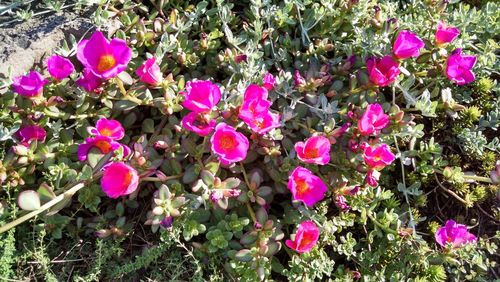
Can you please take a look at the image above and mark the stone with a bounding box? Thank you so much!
[0,8,96,78]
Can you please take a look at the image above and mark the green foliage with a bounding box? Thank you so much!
[0,0,498,281]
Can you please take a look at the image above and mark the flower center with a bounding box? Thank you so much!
[373,155,381,162]
[122,171,133,188]
[99,128,112,137]
[295,179,310,196]
[97,55,116,72]
[94,140,113,153]
[304,148,320,159]
[219,135,236,150]
[299,232,315,248]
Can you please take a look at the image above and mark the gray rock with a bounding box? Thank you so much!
[0,7,96,78]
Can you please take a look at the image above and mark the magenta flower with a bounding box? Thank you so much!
[77,135,122,161]
[435,21,460,46]
[100,162,139,198]
[76,31,132,79]
[335,195,350,211]
[358,103,390,136]
[135,57,162,86]
[363,143,396,170]
[12,71,49,98]
[239,98,273,122]
[262,72,277,91]
[181,80,221,113]
[46,55,75,80]
[85,118,125,141]
[76,69,103,92]
[288,166,328,207]
[446,48,476,85]
[245,111,281,135]
[365,169,381,187]
[16,125,46,145]
[366,56,400,87]
[239,84,280,134]
[392,30,425,59]
[242,83,269,101]
[239,84,270,118]
[285,220,320,253]
[182,112,216,136]
[294,70,306,88]
[295,136,331,165]
[435,220,477,248]
[210,123,249,165]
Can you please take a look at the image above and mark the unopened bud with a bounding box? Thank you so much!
[95,229,112,238]
[13,145,29,156]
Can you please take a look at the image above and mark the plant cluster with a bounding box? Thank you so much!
[0,0,499,281]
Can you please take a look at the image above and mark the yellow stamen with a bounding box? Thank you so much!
[295,179,310,196]
[100,128,112,137]
[97,55,116,72]
[95,140,113,153]
[219,135,235,150]
[304,148,320,159]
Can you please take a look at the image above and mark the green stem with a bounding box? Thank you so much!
[463,175,493,184]
[367,212,398,236]
[0,182,85,234]
[240,163,257,224]
[393,135,416,236]
[141,174,183,182]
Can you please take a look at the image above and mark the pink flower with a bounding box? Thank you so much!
[363,143,396,170]
[76,69,103,92]
[135,57,162,85]
[262,72,276,90]
[239,84,270,118]
[234,54,247,64]
[16,125,46,145]
[335,195,350,211]
[47,55,75,80]
[294,70,306,88]
[245,111,281,135]
[238,84,280,134]
[435,220,477,248]
[12,71,49,98]
[77,135,122,161]
[435,21,460,46]
[182,112,216,136]
[331,122,351,138]
[365,169,381,187]
[392,30,425,59]
[446,48,476,85]
[210,123,249,165]
[239,98,273,122]
[285,220,320,253]
[100,162,139,198]
[242,83,269,101]
[366,56,400,87]
[288,166,328,207]
[76,31,132,79]
[88,118,125,140]
[358,103,390,136]
[295,136,331,165]
[181,80,221,113]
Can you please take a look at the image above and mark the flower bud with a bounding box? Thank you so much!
[13,145,29,156]
[374,6,382,22]
[152,206,164,215]
[160,216,173,229]
[17,156,28,165]
[95,229,112,238]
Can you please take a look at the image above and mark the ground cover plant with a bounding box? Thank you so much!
[0,0,499,281]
